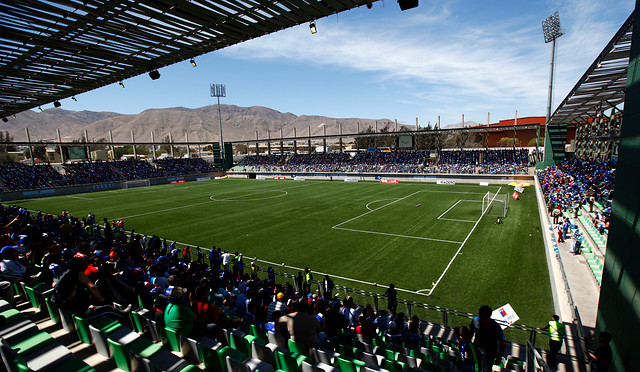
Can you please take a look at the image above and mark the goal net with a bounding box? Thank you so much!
[122,179,151,189]
[482,191,509,218]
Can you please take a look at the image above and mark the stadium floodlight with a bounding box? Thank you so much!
[542,12,563,43]
[53,100,61,108]
[210,83,227,166]
[190,59,197,67]
[541,12,564,166]
[310,22,317,34]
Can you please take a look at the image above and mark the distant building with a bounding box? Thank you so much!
[472,116,576,147]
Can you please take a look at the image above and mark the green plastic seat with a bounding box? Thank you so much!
[0,308,24,324]
[44,297,60,324]
[23,285,41,310]
[73,315,94,345]
[81,315,122,346]
[129,308,148,334]
[334,356,365,372]
[230,331,252,356]
[9,331,55,356]
[288,339,310,357]
[208,346,248,372]
[128,336,163,359]
[335,343,360,359]
[108,338,132,372]
[164,327,182,353]
[276,350,306,372]
[380,358,406,372]
[250,324,268,343]
[371,335,386,348]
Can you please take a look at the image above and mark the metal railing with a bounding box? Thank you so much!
[527,341,554,372]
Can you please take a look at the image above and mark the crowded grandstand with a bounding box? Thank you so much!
[0,0,633,371]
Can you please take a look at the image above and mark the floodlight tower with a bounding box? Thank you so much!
[210,84,226,166]
[541,12,564,166]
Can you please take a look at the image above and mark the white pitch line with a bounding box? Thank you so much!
[119,182,314,219]
[365,199,399,211]
[333,227,463,244]
[437,200,462,219]
[438,218,477,223]
[119,235,428,297]
[332,191,423,229]
[66,195,91,200]
[419,190,488,195]
[427,186,503,296]
[118,200,216,219]
[248,256,428,297]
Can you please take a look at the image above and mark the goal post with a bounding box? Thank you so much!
[483,191,508,217]
[122,179,151,189]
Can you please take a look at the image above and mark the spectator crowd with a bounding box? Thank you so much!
[0,203,484,368]
[0,158,219,191]
[235,149,529,175]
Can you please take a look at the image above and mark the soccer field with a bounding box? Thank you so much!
[13,178,553,328]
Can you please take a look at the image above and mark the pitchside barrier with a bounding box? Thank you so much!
[119,225,567,351]
[265,266,586,354]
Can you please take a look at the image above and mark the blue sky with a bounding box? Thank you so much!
[56,0,633,127]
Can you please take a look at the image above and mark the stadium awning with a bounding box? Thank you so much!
[548,11,633,126]
[0,0,378,117]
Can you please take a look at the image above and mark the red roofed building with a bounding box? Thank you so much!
[471,116,576,147]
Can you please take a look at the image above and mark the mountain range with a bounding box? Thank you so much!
[1,105,479,144]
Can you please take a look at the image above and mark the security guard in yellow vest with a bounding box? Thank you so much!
[539,315,564,365]
[303,267,313,295]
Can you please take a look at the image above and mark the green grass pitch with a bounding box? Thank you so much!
[13,178,553,332]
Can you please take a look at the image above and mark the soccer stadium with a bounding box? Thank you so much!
[0,1,638,372]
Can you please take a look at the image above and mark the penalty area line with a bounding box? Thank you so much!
[437,200,462,219]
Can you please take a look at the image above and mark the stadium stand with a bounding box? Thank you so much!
[0,203,531,372]
[233,149,529,175]
[0,158,218,191]
[0,164,69,191]
[538,158,615,287]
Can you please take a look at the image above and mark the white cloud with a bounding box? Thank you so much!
[222,0,633,123]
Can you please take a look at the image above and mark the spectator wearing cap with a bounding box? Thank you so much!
[266,292,287,325]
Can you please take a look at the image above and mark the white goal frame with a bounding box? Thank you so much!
[482,191,508,217]
[122,179,151,189]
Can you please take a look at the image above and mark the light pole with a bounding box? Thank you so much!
[210,84,226,167]
[541,11,564,167]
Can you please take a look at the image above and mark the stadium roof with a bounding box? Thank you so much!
[548,11,634,126]
[0,0,378,118]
